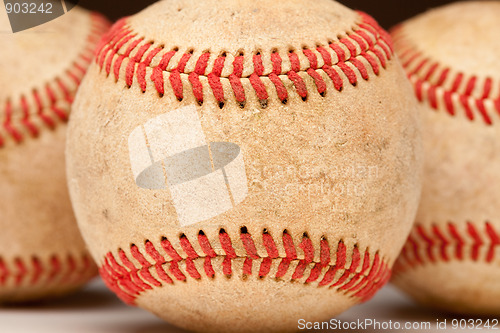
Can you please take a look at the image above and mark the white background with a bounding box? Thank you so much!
[0,278,491,333]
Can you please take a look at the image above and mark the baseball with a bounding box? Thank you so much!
[67,0,422,331]
[0,7,109,302]
[391,1,500,315]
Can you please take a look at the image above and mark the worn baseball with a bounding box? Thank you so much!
[67,0,422,331]
[0,7,109,302]
[391,1,500,315]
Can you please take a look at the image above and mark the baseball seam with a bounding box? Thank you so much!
[0,13,110,148]
[394,221,500,273]
[0,252,96,288]
[94,11,393,108]
[99,228,392,305]
[391,26,500,125]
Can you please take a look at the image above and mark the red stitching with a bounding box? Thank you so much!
[250,54,269,102]
[292,237,313,280]
[47,256,61,282]
[340,250,370,291]
[331,245,359,288]
[210,56,227,105]
[179,235,202,279]
[486,223,500,262]
[97,18,129,65]
[394,222,500,273]
[276,231,297,279]
[219,229,237,276]
[0,253,96,288]
[99,229,391,306]
[4,100,22,143]
[198,231,216,278]
[94,12,393,108]
[125,42,151,88]
[130,245,161,287]
[0,13,110,148]
[391,26,499,125]
[144,240,172,284]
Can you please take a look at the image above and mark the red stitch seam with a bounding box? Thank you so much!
[94,11,393,108]
[394,221,500,273]
[0,13,110,148]
[0,253,96,288]
[391,26,500,126]
[99,228,391,306]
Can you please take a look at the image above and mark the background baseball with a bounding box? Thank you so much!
[0,5,109,302]
[391,1,500,315]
